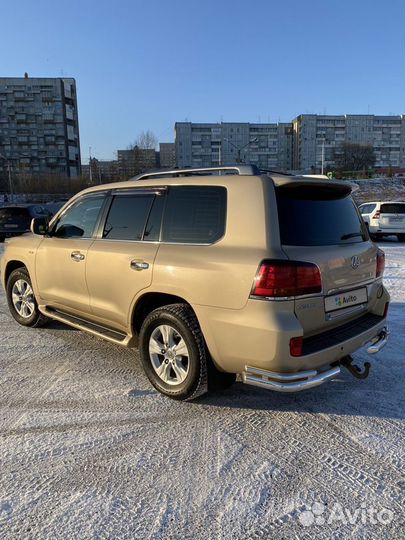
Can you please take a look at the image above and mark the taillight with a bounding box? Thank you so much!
[376,249,385,278]
[290,336,303,357]
[383,302,389,318]
[251,260,322,297]
[373,211,380,220]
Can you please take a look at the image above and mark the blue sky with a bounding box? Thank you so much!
[1,0,404,160]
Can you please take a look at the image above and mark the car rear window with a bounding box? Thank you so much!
[0,207,30,219]
[162,186,226,244]
[276,185,368,246]
[380,203,405,214]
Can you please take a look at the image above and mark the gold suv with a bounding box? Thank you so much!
[0,166,390,400]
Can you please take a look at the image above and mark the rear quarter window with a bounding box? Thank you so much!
[276,185,368,246]
[360,204,376,214]
[162,186,226,244]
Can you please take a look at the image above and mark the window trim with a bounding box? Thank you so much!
[48,191,110,240]
[160,185,227,246]
[95,187,166,242]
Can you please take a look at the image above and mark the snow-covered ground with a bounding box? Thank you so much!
[0,240,404,539]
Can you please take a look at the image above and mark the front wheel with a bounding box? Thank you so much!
[6,268,49,327]
[139,304,208,401]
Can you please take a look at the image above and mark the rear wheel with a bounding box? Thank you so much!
[6,268,49,327]
[397,234,405,242]
[139,304,208,401]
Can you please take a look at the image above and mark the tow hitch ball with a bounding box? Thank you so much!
[340,356,371,379]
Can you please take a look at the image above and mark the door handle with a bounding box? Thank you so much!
[71,251,85,262]
[130,260,149,271]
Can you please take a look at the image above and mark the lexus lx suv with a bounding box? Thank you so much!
[0,166,390,400]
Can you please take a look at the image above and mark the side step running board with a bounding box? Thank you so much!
[43,307,131,346]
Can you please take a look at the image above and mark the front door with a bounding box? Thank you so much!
[35,194,105,316]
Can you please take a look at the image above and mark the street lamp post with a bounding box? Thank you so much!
[321,140,325,175]
[0,153,14,202]
[223,138,258,164]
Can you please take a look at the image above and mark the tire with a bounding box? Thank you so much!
[139,303,208,401]
[397,234,405,242]
[6,267,50,327]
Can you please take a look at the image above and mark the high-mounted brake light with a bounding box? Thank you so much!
[376,249,385,278]
[251,260,322,298]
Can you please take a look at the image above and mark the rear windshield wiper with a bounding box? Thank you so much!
[340,232,363,240]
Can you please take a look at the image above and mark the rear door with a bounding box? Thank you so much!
[379,202,405,232]
[85,189,164,330]
[275,183,376,335]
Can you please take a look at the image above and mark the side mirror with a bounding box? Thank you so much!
[31,217,49,236]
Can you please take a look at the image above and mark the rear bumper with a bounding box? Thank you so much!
[242,324,389,392]
[242,364,341,392]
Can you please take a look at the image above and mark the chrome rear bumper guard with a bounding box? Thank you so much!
[366,326,389,354]
[241,365,341,393]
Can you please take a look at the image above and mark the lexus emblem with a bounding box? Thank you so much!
[351,255,360,269]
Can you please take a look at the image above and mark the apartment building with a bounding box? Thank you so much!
[0,76,81,186]
[117,147,157,179]
[292,114,405,172]
[159,142,176,168]
[175,122,293,171]
[176,116,405,173]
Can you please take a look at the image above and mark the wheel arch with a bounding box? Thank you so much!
[130,291,222,370]
[4,260,28,287]
[131,292,194,336]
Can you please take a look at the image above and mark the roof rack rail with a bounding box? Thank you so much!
[134,165,261,181]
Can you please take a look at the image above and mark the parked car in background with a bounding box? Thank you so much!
[0,204,50,242]
[0,166,389,401]
[359,201,405,242]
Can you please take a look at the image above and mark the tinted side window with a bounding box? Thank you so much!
[53,196,104,238]
[144,194,165,241]
[360,204,376,214]
[103,195,154,241]
[162,186,226,244]
[380,203,405,214]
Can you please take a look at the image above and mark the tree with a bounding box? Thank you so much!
[335,142,376,172]
[129,130,158,150]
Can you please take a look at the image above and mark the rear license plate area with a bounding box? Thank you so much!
[325,287,368,313]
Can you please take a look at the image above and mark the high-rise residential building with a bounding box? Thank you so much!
[292,114,405,172]
[0,76,81,187]
[159,142,176,168]
[175,122,293,171]
[117,147,157,179]
[176,116,405,173]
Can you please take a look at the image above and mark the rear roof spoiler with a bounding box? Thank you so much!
[271,175,355,195]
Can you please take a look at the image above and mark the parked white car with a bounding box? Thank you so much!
[359,201,405,242]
